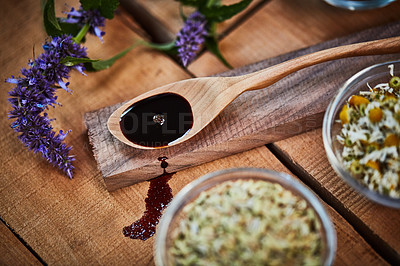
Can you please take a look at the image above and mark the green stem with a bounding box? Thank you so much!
[209,22,217,37]
[90,40,144,71]
[140,40,176,51]
[179,4,186,21]
[73,23,90,43]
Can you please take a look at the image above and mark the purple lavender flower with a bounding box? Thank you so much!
[7,34,87,179]
[176,11,208,67]
[63,7,106,42]
[39,35,87,92]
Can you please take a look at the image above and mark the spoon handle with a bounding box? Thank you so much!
[232,36,400,93]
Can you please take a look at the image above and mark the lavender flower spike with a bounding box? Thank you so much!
[63,7,106,42]
[7,35,87,178]
[176,11,208,67]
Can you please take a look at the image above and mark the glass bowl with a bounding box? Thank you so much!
[155,168,336,266]
[323,60,400,208]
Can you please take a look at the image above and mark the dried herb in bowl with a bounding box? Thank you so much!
[167,179,323,265]
[337,65,400,198]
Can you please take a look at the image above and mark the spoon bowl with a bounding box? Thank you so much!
[107,76,238,149]
[108,36,400,149]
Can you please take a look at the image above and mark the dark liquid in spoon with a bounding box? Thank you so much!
[120,93,193,147]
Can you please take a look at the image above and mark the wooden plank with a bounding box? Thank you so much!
[0,0,190,264]
[0,222,41,265]
[0,1,395,265]
[121,0,265,42]
[85,22,400,191]
[177,0,400,261]
[152,146,387,266]
[188,0,400,76]
[273,129,400,262]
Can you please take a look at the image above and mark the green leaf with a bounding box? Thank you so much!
[60,56,99,66]
[88,43,139,71]
[206,0,222,7]
[80,0,119,19]
[99,0,119,19]
[200,0,252,23]
[80,0,101,10]
[45,0,61,30]
[205,36,232,69]
[43,20,84,38]
[41,0,82,38]
[43,0,62,36]
[58,22,82,37]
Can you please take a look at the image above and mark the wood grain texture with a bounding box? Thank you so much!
[0,0,396,264]
[188,0,400,76]
[0,0,190,264]
[0,222,41,265]
[107,36,400,150]
[273,129,400,262]
[180,0,400,261]
[86,22,400,191]
[123,0,265,39]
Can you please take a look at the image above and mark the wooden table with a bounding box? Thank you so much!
[1,0,400,264]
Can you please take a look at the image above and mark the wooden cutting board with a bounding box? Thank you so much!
[85,21,400,191]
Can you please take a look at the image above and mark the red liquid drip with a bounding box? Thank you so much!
[123,158,173,241]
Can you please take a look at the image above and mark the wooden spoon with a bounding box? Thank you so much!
[108,36,400,149]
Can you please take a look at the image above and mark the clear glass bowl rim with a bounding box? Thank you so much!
[323,0,396,10]
[322,60,400,208]
[154,167,337,266]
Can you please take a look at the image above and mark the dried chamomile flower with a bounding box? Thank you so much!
[168,179,323,265]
